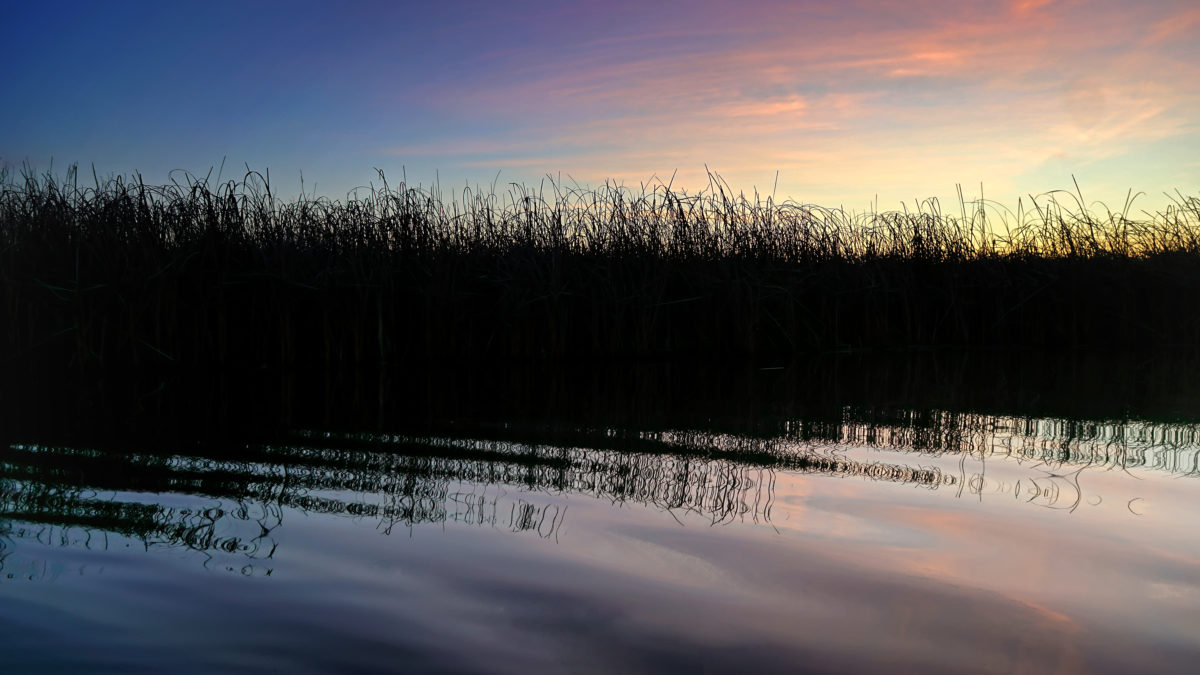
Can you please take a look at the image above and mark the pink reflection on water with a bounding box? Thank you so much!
[756,455,1200,666]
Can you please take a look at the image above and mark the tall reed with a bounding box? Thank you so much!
[3,164,1199,382]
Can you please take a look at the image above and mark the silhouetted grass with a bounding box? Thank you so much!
[3,164,1199,383]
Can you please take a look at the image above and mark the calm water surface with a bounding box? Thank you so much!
[2,409,1198,673]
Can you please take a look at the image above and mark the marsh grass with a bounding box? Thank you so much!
[3,164,1200,383]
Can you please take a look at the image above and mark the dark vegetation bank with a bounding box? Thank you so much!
[2,164,1199,439]
[4,165,1199,368]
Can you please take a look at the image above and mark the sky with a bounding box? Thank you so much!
[3,0,1198,214]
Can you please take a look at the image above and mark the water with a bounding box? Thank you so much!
[3,403,1198,673]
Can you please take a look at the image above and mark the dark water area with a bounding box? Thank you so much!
[2,353,1199,673]
[5,349,1200,446]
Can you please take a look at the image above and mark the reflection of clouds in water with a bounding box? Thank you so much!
[0,438,771,579]
[773,470,1176,654]
[2,408,1197,581]
[0,486,284,580]
[662,411,1200,521]
[1,419,1199,673]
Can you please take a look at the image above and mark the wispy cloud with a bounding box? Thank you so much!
[374,0,1199,209]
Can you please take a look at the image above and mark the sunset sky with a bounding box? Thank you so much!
[5,0,1198,213]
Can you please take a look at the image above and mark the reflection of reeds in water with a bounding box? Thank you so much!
[297,431,943,517]
[0,463,283,578]
[653,411,1200,512]
[4,407,1193,576]
[0,442,570,577]
[0,424,948,575]
[804,410,1200,475]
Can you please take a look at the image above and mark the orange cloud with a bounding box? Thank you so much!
[385,0,1199,211]
[1011,0,1057,16]
[1145,6,1200,45]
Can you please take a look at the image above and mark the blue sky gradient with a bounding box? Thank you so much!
[4,0,1198,212]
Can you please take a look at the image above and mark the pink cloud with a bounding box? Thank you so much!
[1145,6,1200,45]
[1011,0,1058,16]
[386,0,1199,210]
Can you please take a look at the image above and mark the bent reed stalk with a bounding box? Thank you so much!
[3,164,1200,379]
